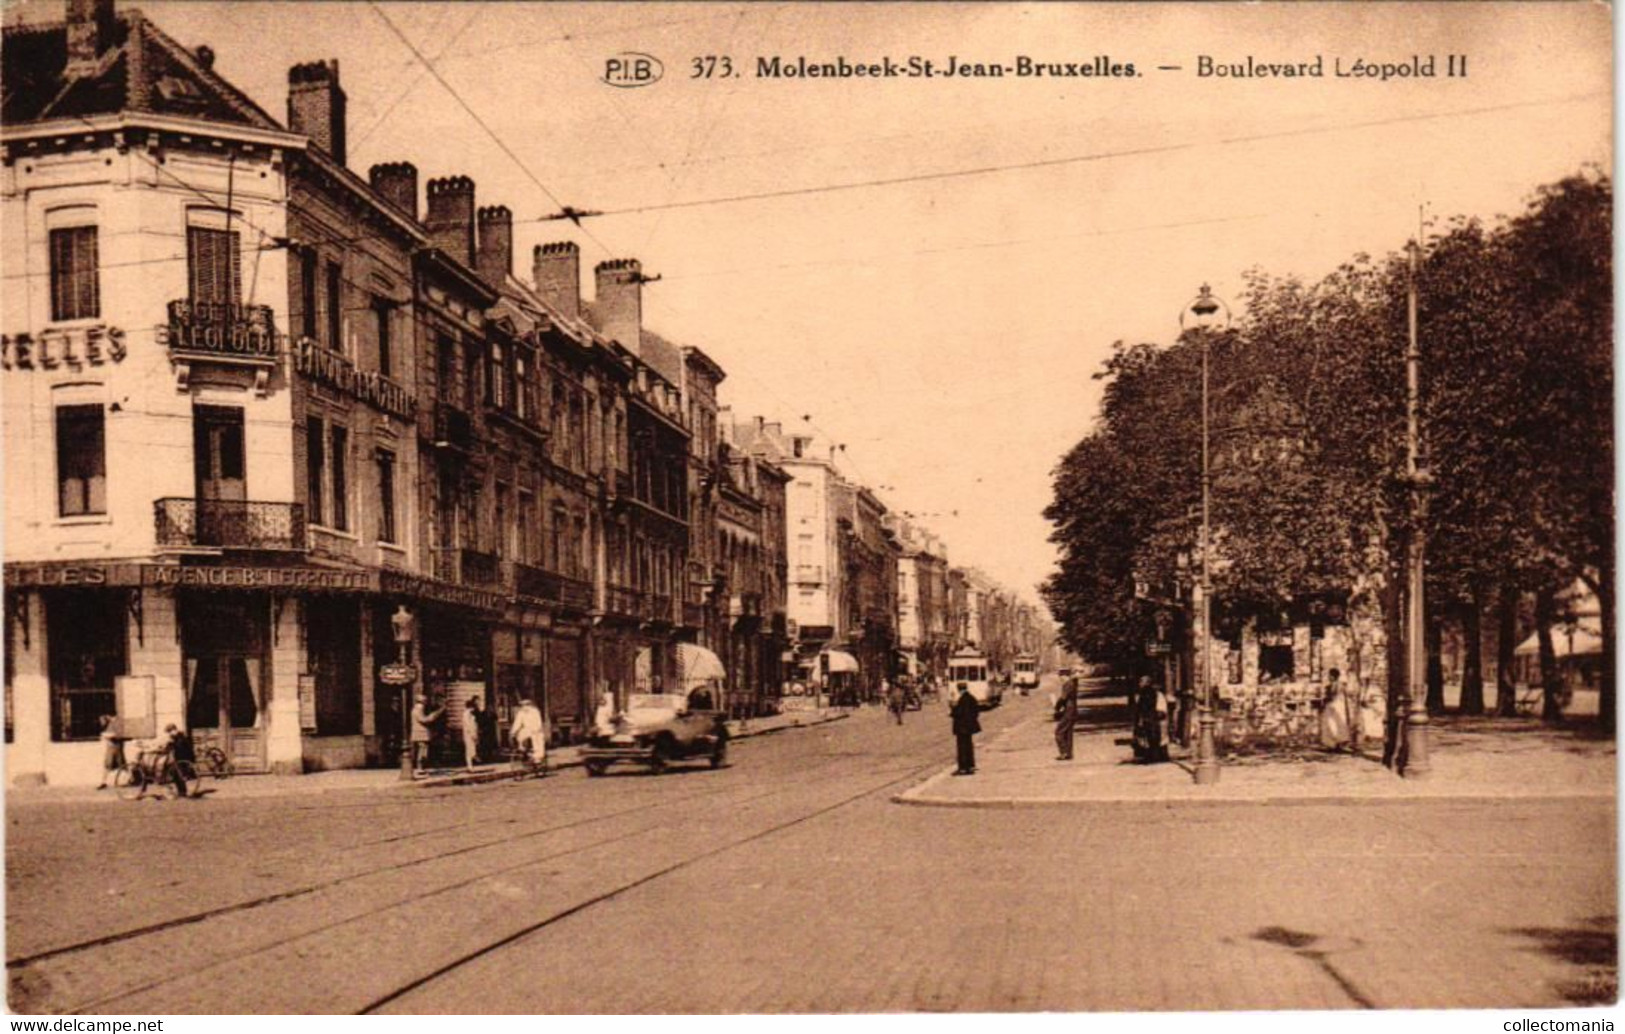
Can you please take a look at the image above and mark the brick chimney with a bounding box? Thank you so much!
[532,242,580,320]
[65,0,116,80]
[424,176,476,267]
[592,258,642,355]
[475,206,512,287]
[368,162,417,222]
[288,60,347,166]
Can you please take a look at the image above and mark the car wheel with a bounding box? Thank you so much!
[585,761,607,777]
[647,741,669,775]
[709,740,728,769]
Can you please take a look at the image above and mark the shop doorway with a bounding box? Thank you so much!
[182,593,268,772]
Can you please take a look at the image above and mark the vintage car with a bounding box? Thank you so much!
[581,692,729,775]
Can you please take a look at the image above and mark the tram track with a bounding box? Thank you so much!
[10,714,955,1014]
[362,755,946,1014]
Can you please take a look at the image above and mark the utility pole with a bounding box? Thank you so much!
[1403,240,1432,777]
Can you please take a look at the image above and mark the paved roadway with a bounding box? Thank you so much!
[6,679,1614,1013]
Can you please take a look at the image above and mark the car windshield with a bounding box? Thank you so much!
[627,694,686,712]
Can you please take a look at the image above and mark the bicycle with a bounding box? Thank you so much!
[197,745,235,780]
[113,750,201,800]
[504,743,551,781]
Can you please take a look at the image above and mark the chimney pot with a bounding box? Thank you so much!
[194,45,215,70]
[368,161,418,222]
[287,59,347,166]
[475,205,514,287]
[533,241,581,320]
[592,258,643,355]
[424,175,477,267]
[65,0,116,80]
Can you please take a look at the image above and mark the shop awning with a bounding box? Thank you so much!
[677,642,726,686]
[1514,623,1604,658]
[823,650,859,674]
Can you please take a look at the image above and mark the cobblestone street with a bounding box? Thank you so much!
[8,694,1614,1014]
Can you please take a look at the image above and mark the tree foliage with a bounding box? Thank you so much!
[1045,171,1612,723]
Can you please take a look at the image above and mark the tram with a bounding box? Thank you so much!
[948,647,1001,710]
[1013,654,1040,694]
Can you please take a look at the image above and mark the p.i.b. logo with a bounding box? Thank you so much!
[603,52,663,88]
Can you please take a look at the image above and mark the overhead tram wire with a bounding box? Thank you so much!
[365,2,616,260]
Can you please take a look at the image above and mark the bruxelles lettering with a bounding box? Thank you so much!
[294,338,418,419]
[2,326,127,371]
[166,300,278,358]
[145,565,372,591]
[4,564,116,587]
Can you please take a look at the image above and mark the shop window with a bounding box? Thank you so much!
[187,226,241,306]
[47,590,125,741]
[306,598,361,735]
[49,225,99,321]
[376,449,397,544]
[57,404,107,517]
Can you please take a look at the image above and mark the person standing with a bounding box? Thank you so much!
[950,683,981,775]
[1320,667,1352,751]
[96,714,125,790]
[410,693,443,777]
[462,696,484,769]
[1054,675,1079,761]
[886,678,907,725]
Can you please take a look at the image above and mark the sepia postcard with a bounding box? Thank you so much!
[0,1,1614,1028]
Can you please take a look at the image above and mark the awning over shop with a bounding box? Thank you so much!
[635,643,728,690]
[677,642,726,686]
[1514,623,1604,658]
[823,650,859,674]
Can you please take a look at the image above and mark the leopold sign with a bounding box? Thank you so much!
[164,300,278,359]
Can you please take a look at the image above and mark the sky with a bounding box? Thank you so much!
[13,1,1609,607]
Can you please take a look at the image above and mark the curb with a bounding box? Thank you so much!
[413,709,851,789]
[890,785,1618,809]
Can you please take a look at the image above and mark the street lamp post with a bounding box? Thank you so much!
[1402,241,1432,777]
[1182,285,1230,786]
[391,605,416,781]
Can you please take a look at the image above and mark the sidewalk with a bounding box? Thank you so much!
[7,709,849,806]
[896,698,1617,807]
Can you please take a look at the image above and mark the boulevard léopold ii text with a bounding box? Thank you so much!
[1197,54,1469,80]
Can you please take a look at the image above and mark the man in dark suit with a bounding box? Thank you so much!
[950,683,981,775]
[1054,675,1079,760]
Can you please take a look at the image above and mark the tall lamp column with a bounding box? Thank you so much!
[1182,285,1230,786]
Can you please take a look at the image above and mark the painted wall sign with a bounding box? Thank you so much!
[3,562,142,588]
[294,337,418,419]
[1,325,127,370]
[144,565,375,591]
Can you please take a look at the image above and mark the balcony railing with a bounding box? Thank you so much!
[154,498,306,550]
[682,600,708,628]
[432,547,507,589]
[433,402,475,451]
[512,562,593,610]
[164,300,279,360]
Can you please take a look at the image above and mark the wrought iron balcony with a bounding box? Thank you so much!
[154,498,306,550]
[682,600,709,628]
[649,593,674,623]
[432,547,507,589]
[164,300,279,360]
[512,561,594,610]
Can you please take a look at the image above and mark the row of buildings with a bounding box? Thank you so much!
[0,0,1048,785]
